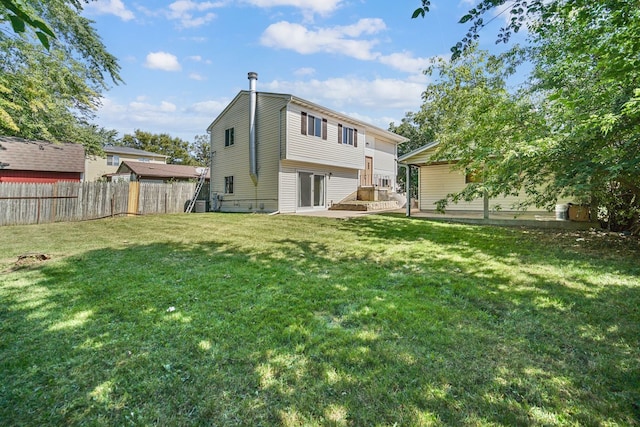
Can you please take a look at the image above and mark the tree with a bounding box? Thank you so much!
[191,134,210,167]
[0,0,122,154]
[412,46,551,210]
[412,1,640,231]
[527,2,640,230]
[120,130,197,165]
[1,0,55,49]
[389,112,434,197]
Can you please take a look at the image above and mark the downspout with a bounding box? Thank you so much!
[248,72,258,185]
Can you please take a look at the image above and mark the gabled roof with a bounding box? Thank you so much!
[103,145,168,159]
[398,141,440,165]
[116,161,209,180]
[207,90,408,144]
[0,136,85,172]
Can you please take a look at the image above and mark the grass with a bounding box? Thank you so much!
[0,213,639,426]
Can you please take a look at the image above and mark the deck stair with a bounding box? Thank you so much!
[185,167,209,213]
[329,200,400,211]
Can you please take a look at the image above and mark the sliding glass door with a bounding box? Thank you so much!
[298,172,325,209]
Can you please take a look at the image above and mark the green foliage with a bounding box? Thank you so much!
[191,134,211,167]
[528,2,640,231]
[389,113,434,197]
[0,0,121,154]
[411,2,640,231]
[1,0,56,49]
[120,130,198,165]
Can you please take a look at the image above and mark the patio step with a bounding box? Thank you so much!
[329,200,400,212]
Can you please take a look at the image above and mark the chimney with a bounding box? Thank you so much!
[248,72,258,185]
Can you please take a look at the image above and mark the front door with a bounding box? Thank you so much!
[361,156,373,187]
[298,172,325,209]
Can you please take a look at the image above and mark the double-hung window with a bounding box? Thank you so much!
[300,112,327,140]
[107,155,120,166]
[338,124,358,147]
[225,128,235,147]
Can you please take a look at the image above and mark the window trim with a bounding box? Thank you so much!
[107,154,120,166]
[301,111,327,140]
[224,127,235,147]
[224,176,234,194]
[339,125,358,147]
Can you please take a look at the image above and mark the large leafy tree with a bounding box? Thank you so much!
[412,47,551,210]
[0,0,122,154]
[191,134,211,167]
[411,1,640,231]
[120,130,197,166]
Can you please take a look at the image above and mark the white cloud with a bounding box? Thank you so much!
[378,51,433,74]
[263,76,424,110]
[97,97,223,140]
[144,52,182,71]
[189,73,206,81]
[294,67,315,77]
[189,100,229,114]
[246,0,343,16]
[130,101,177,113]
[84,0,135,21]
[260,19,386,61]
[166,0,223,28]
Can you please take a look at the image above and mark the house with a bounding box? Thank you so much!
[85,145,168,181]
[206,72,408,213]
[0,136,85,183]
[398,141,564,216]
[110,161,209,183]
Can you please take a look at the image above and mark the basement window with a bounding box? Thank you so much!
[224,176,234,194]
[225,128,235,147]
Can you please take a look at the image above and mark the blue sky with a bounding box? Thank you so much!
[83,0,519,142]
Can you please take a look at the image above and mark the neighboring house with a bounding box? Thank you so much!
[206,72,408,213]
[399,141,564,215]
[110,161,209,183]
[0,136,85,183]
[85,145,168,181]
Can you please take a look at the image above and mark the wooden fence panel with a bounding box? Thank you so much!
[0,181,201,226]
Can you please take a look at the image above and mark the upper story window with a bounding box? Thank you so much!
[300,112,327,140]
[225,128,235,147]
[138,157,150,163]
[107,155,120,166]
[338,124,358,147]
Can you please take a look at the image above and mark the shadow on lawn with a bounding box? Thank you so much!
[1,221,639,425]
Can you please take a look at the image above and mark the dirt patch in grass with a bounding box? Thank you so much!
[6,253,52,272]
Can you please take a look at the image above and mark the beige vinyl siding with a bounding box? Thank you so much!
[286,103,364,170]
[371,138,397,188]
[210,93,285,212]
[420,164,483,211]
[419,163,558,212]
[279,160,358,213]
[84,153,165,181]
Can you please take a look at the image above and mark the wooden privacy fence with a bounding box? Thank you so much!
[0,181,199,226]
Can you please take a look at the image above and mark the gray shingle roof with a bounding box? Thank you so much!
[0,136,85,172]
[103,145,168,159]
[116,161,209,179]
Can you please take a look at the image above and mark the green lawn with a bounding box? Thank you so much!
[1,213,638,426]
